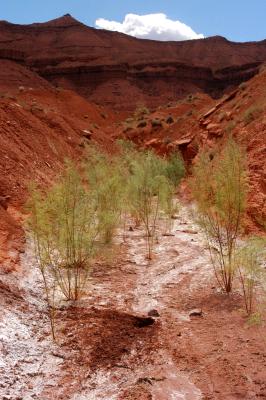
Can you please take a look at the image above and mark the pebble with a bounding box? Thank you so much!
[189,309,203,317]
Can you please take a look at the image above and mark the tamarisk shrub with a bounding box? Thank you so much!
[237,237,266,316]
[191,138,248,293]
[126,149,176,259]
[27,162,102,339]
[27,142,185,339]
[84,146,125,244]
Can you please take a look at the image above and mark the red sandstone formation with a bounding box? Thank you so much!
[1,15,266,109]
[118,67,266,232]
[0,16,265,250]
[0,15,265,266]
[0,15,265,400]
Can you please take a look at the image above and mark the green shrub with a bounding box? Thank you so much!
[165,152,185,188]
[27,140,185,339]
[84,146,126,244]
[237,237,266,315]
[191,138,248,293]
[134,104,150,120]
[27,162,100,302]
[126,150,174,259]
[27,162,104,340]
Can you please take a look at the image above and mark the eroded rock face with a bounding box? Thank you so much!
[0,15,266,109]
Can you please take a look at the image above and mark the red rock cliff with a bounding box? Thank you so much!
[0,15,266,109]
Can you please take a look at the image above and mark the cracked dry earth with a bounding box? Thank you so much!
[0,205,265,400]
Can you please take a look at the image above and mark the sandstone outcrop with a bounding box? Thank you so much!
[0,15,266,109]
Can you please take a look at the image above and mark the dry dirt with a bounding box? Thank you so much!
[0,205,265,400]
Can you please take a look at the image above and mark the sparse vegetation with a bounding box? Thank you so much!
[191,138,248,293]
[242,105,262,125]
[165,115,174,124]
[151,119,162,128]
[237,237,266,316]
[123,147,182,259]
[226,121,236,134]
[26,162,105,339]
[84,146,125,244]
[134,103,150,120]
[165,151,185,187]
[186,94,195,103]
[26,142,185,338]
[27,162,101,302]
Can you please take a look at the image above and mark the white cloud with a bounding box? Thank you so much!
[95,13,204,41]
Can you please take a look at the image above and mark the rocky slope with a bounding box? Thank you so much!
[0,62,117,270]
[117,66,266,231]
[1,15,266,109]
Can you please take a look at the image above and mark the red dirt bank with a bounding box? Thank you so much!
[0,62,116,269]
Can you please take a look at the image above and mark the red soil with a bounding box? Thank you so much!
[0,62,117,269]
[2,212,265,399]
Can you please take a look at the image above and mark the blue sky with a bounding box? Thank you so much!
[1,0,266,42]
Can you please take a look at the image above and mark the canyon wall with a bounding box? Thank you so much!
[0,15,266,109]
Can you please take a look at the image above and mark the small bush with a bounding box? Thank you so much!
[166,116,174,124]
[186,94,194,103]
[27,162,100,302]
[191,137,248,293]
[84,146,125,244]
[134,104,150,120]
[237,237,266,316]
[126,151,169,258]
[151,119,162,128]
[242,106,262,125]
[165,152,185,188]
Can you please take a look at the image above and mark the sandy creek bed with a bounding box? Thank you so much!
[0,205,265,399]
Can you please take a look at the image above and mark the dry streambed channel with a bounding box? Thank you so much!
[0,205,246,399]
